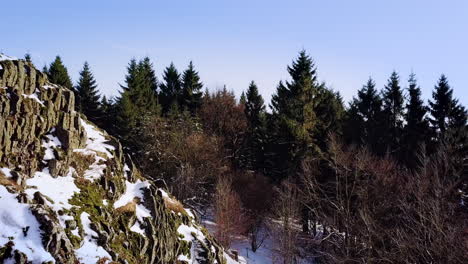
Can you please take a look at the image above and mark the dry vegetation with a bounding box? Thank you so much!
[298,136,467,263]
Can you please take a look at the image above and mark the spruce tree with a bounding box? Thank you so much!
[314,84,345,150]
[381,71,404,155]
[47,56,73,89]
[100,96,117,133]
[402,73,430,167]
[134,57,159,114]
[160,62,182,114]
[75,62,101,123]
[429,74,453,136]
[270,50,319,177]
[181,61,203,114]
[245,81,265,128]
[24,53,32,63]
[354,78,384,154]
[116,57,160,145]
[239,91,247,106]
[243,81,266,170]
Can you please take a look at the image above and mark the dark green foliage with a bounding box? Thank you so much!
[239,91,247,106]
[243,81,266,170]
[428,75,467,175]
[181,61,203,115]
[381,71,404,155]
[402,73,430,168]
[160,62,182,114]
[100,96,117,133]
[116,57,160,147]
[46,56,73,89]
[429,74,454,136]
[345,78,384,154]
[75,62,102,123]
[245,81,265,129]
[269,50,320,179]
[314,84,345,150]
[24,53,32,63]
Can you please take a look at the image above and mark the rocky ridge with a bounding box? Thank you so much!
[0,54,237,264]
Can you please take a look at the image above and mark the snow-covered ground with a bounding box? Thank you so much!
[201,209,275,264]
[201,209,315,264]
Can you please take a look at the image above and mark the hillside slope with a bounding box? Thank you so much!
[0,55,237,264]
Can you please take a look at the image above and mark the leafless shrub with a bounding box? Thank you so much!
[139,115,225,205]
[232,172,273,252]
[272,179,301,264]
[300,134,467,263]
[214,176,246,248]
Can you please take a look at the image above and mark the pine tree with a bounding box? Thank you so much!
[239,91,247,106]
[270,50,319,178]
[245,81,265,128]
[314,84,345,150]
[429,74,453,136]
[116,57,160,145]
[24,53,32,63]
[402,73,430,167]
[181,61,203,114]
[134,57,159,113]
[343,98,364,145]
[381,71,404,155]
[428,75,467,177]
[160,62,182,114]
[243,81,266,170]
[100,96,116,133]
[75,62,101,123]
[353,78,384,154]
[47,56,73,89]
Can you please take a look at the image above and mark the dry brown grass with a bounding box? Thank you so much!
[115,198,139,214]
[0,170,21,190]
[71,152,95,177]
[163,196,186,215]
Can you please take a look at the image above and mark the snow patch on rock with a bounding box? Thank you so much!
[75,212,112,264]
[25,168,79,212]
[114,180,152,221]
[0,185,55,263]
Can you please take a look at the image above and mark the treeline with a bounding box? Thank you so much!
[34,51,467,263]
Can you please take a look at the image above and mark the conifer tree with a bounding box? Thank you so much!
[24,53,32,63]
[402,73,430,167]
[245,81,265,128]
[100,96,117,133]
[270,50,319,177]
[160,62,182,114]
[243,81,266,170]
[181,61,203,114]
[75,62,101,123]
[381,71,404,155]
[239,91,247,106]
[429,74,453,136]
[352,78,384,154]
[343,99,364,145]
[314,84,345,150]
[134,57,159,113]
[116,57,160,145]
[47,56,73,89]
[428,76,468,178]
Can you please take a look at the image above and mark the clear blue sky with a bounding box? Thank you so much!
[2,0,467,107]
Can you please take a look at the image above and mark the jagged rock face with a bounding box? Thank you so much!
[0,56,233,264]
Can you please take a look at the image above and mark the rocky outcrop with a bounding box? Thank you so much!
[0,56,234,264]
